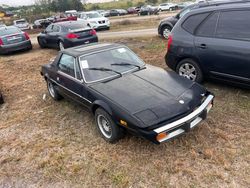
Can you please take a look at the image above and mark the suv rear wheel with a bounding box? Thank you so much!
[176,59,203,83]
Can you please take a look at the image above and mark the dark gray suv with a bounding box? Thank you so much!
[165,1,250,88]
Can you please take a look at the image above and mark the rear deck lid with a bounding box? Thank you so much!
[0,26,26,45]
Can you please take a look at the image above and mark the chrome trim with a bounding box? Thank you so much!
[190,117,202,129]
[154,94,214,134]
[48,77,92,104]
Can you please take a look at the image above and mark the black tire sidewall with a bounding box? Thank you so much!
[46,80,62,100]
[161,25,172,39]
[176,59,203,83]
[95,108,122,143]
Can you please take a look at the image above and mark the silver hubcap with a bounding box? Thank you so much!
[48,82,55,98]
[59,42,64,51]
[97,115,112,138]
[179,63,197,81]
[163,28,171,39]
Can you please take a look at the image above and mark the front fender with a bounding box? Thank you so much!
[91,100,113,115]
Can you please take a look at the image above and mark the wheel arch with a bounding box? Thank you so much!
[91,100,113,115]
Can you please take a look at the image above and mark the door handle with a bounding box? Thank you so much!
[198,44,207,49]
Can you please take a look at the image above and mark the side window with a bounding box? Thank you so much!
[46,24,53,33]
[182,13,210,34]
[216,10,250,40]
[58,54,75,77]
[53,25,60,32]
[196,12,219,37]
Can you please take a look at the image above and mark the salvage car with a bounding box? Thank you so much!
[165,0,250,87]
[139,5,159,15]
[13,19,30,30]
[0,26,32,54]
[78,11,110,30]
[41,43,214,144]
[37,21,98,50]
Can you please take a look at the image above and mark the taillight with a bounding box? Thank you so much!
[24,32,30,40]
[167,35,173,50]
[0,38,3,46]
[89,29,96,35]
[66,33,80,39]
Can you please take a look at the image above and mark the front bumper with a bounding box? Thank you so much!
[138,94,214,144]
[0,40,32,54]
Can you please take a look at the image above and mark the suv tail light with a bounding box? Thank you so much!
[167,35,173,50]
[24,32,30,40]
[0,38,3,46]
[66,33,80,39]
[89,29,96,35]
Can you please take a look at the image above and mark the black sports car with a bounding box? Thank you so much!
[37,21,98,51]
[41,43,214,144]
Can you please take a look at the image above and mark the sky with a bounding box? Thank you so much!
[0,0,35,6]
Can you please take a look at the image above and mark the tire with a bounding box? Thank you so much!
[161,25,172,39]
[176,59,203,83]
[38,38,46,48]
[58,41,65,51]
[0,93,4,104]
[95,108,123,143]
[46,79,62,100]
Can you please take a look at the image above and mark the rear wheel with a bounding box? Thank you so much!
[58,41,65,51]
[176,59,203,83]
[95,108,123,143]
[161,25,172,39]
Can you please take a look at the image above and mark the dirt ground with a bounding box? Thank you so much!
[0,37,249,188]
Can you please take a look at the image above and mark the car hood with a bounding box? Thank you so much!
[90,65,207,128]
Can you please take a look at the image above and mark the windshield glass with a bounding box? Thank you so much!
[79,47,145,83]
[86,12,102,18]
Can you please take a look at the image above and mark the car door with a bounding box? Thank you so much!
[48,25,61,48]
[194,10,250,82]
[56,53,91,108]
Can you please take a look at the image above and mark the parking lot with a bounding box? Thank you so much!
[0,35,249,187]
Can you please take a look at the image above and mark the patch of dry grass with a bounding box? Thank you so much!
[0,37,249,187]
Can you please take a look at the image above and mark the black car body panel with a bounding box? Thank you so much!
[165,1,250,88]
[41,43,214,144]
[37,21,98,49]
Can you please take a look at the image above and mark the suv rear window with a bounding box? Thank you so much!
[216,10,250,40]
[182,12,210,34]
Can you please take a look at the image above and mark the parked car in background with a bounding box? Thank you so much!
[34,19,51,29]
[178,1,195,9]
[139,5,159,15]
[78,11,110,30]
[109,9,127,16]
[41,43,214,144]
[158,3,178,11]
[165,1,250,88]
[0,26,32,54]
[102,10,110,17]
[52,13,77,23]
[0,91,3,104]
[158,3,196,39]
[127,7,138,14]
[13,19,30,30]
[37,21,98,51]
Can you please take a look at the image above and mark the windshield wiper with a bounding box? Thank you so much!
[111,62,141,69]
[88,67,122,77]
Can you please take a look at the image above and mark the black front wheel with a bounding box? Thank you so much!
[46,80,62,100]
[95,108,123,143]
[38,38,46,48]
[176,59,203,83]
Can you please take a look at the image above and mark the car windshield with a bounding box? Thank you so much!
[16,20,27,24]
[86,12,102,18]
[79,47,145,83]
[0,27,20,36]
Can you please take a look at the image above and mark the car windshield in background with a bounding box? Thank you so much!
[87,13,102,18]
[79,47,145,83]
[16,21,27,24]
[0,27,20,36]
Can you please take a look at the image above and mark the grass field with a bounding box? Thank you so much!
[0,36,249,187]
